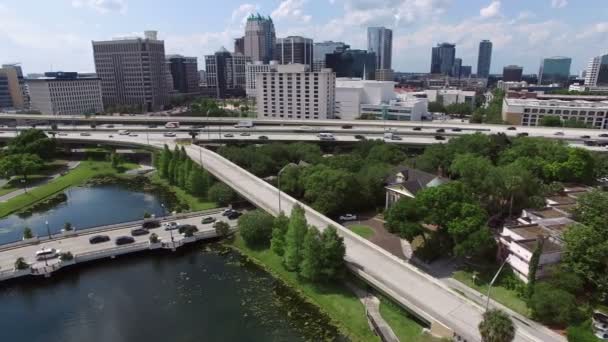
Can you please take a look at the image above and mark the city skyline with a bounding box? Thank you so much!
[1,0,607,74]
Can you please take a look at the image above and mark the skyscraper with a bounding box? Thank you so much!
[325,49,376,80]
[274,36,313,68]
[92,30,168,112]
[313,41,350,71]
[367,27,392,70]
[503,65,523,82]
[538,56,572,85]
[167,55,199,94]
[585,54,608,87]
[205,47,251,98]
[234,37,245,55]
[452,58,462,78]
[476,40,492,78]
[460,66,472,78]
[431,43,455,75]
[244,14,276,63]
[0,64,26,109]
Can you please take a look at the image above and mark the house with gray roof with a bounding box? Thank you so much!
[384,167,448,209]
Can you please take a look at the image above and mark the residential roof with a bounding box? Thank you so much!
[507,224,548,240]
[385,167,448,196]
[529,207,569,219]
[517,238,563,254]
[546,195,577,205]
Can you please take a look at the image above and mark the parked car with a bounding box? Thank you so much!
[227,211,242,220]
[412,127,422,131]
[35,248,60,261]
[258,135,269,140]
[224,133,234,138]
[130,228,149,236]
[451,128,462,132]
[142,220,161,229]
[177,224,198,234]
[164,222,180,230]
[436,128,445,133]
[89,235,110,244]
[339,214,358,221]
[201,217,216,224]
[507,126,517,130]
[115,236,135,245]
[80,132,91,136]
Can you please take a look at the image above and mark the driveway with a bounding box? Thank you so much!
[345,215,407,260]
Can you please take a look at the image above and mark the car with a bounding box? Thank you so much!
[89,235,110,244]
[118,130,130,135]
[164,222,180,230]
[391,135,402,141]
[130,228,149,236]
[148,124,157,128]
[507,126,517,130]
[554,131,564,136]
[106,124,115,128]
[517,132,529,137]
[142,220,161,229]
[192,125,205,129]
[581,135,591,139]
[240,132,251,136]
[354,134,365,140]
[258,135,269,140]
[80,132,91,136]
[436,128,445,133]
[339,214,358,221]
[222,208,235,216]
[412,127,422,131]
[177,224,198,234]
[227,211,242,220]
[435,135,446,140]
[224,133,234,138]
[35,248,60,261]
[115,236,135,245]
[108,134,114,138]
[451,128,462,132]
[129,133,139,137]
[600,133,608,138]
[341,125,353,129]
[201,217,216,224]
[58,132,68,136]
[163,132,176,137]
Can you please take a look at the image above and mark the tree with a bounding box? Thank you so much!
[110,152,121,169]
[478,309,515,342]
[7,129,56,159]
[270,212,289,256]
[301,165,360,215]
[214,221,230,237]
[299,228,323,281]
[160,145,171,178]
[149,233,160,243]
[238,210,274,247]
[526,238,544,299]
[186,168,209,197]
[63,222,73,231]
[208,183,237,206]
[14,257,29,270]
[0,154,44,183]
[320,226,346,280]
[385,197,425,241]
[284,205,309,271]
[528,282,577,326]
[539,116,563,127]
[428,101,446,113]
[23,227,34,239]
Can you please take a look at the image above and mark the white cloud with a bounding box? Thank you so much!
[576,22,608,39]
[551,0,568,9]
[71,0,127,14]
[480,1,500,18]
[231,3,259,24]
[271,0,312,23]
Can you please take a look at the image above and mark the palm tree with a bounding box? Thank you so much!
[478,309,515,342]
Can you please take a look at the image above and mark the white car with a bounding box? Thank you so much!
[163,132,176,137]
[339,214,358,221]
[129,133,139,137]
[163,222,179,231]
[35,248,60,261]
[58,132,68,136]
[80,132,91,136]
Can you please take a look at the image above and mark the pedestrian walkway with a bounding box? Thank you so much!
[346,282,400,342]
[0,161,80,202]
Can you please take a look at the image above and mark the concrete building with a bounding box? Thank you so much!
[431,43,455,75]
[502,92,608,129]
[476,40,492,78]
[274,36,313,68]
[26,72,103,115]
[335,78,427,121]
[0,74,12,109]
[375,69,394,81]
[497,80,529,91]
[205,47,251,98]
[585,54,608,88]
[234,37,245,55]
[198,70,207,87]
[313,41,350,66]
[503,65,523,82]
[245,61,278,98]
[367,27,392,70]
[460,66,472,78]
[167,55,199,95]
[244,14,276,63]
[452,58,462,78]
[0,64,27,109]
[325,49,376,80]
[92,30,168,112]
[424,89,476,107]
[538,56,572,85]
[255,64,335,120]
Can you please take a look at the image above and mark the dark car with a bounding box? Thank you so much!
[142,220,161,229]
[193,125,205,129]
[507,126,517,130]
[436,128,445,133]
[581,135,591,139]
[177,224,198,234]
[341,125,353,129]
[227,211,242,220]
[89,235,110,244]
[354,134,365,140]
[131,228,149,236]
[258,135,269,140]
[222,209,235,216]
[517,132,529,137]
[412,127,422,131]
[434,135,446,141]
[148,124,157,128]
[115,236,135,245]
[201,217,216,224]
[600,134,608,138]
[451,128,462,132]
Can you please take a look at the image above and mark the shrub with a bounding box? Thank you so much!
[23,227,34,239]
[14,257,29,270]
[214,221,230,237]
[149,233,159,243]
[59,252,74,261]
[238,210,274,248]
[63,222,73,231]
[529,282,578,326]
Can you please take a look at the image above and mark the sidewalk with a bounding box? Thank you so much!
[0,161,80,202]
[346,281,400,342]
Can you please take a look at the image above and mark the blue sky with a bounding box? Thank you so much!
[1,0,607,75]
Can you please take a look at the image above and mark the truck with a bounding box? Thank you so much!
[165,122,180,129]
[234,120,254,128]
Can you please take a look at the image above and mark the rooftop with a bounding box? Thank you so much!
[517,238,563,253]
[529,207,569,219]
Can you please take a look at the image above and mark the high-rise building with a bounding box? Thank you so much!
[477,40,492,78]
[167,55,199,94]
[255,64,335,120]
[244,14,276,63]
[245,61,278,98]
[0,74,11,109]
[27,72,103,115]
[0,64,27,109]
[452,58,462,78]
[274,36,313,68]
[92,30,168,112]
[585,54,608,87]
[503,65,524,82]
[460,66,472,78]
[367,27,392,70]
[234,37,245,55]
[431,43,455,75]
[325,49,376,80]
[205,47,251,98]
[538,56,572,85]
[198,70,207,86]
[375,69,394,82]
[313,41,350,62]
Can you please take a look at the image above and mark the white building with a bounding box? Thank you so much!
[335,78,427,121]
[424,89,476,107]
[255,64,335,120]
[27,72,103,115]
[497,80,528,91]
[245,61,277,98]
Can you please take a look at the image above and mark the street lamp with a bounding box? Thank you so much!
[485,256,510,311]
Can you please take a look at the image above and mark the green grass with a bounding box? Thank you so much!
[229,235,380,342]
[0,160,137,218]
[567,320,601,342]
[0,175,50,196]
[349,225,375,239]
[149,173,217,211]
[453,269,531,317]
[379,297,441,342]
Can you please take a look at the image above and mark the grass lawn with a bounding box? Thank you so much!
[453,269,531,317]
[0,175,50,196]
[379,297,441,342]
[349,224,375,239]
[0,160,138,218]
[149,173,216,211]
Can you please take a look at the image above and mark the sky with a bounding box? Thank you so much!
[1,0,607,75]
